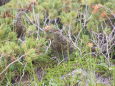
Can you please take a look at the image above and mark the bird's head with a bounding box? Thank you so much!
[44,25,61,40]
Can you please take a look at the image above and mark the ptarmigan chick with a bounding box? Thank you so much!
[44,26,74,61]
[0,0,11,6]
[14,11,26,41]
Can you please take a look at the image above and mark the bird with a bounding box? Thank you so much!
[0,0,11,6]
[44,26,75,61]
[14,11,26,41]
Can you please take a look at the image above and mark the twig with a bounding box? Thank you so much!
[45,39,52,53]
[24,13,44,31]
[19,62,27,82]
[0,54,25,75]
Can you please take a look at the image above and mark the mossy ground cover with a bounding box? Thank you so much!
[0,0,115,86]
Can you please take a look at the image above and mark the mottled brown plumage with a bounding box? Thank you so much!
[45,26,74,61]
[14,11,26,40]
[0,0,11,6]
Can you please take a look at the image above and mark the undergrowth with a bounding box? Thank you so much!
[0,0,115,86]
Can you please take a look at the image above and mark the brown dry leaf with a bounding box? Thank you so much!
[100,11,107,18]
[18,2,36,12]
[26,2,36,12]
[87,42,94,48]
[11,56,16,62]
[0,10,14,18]
[111,11,115,15]
[91,4,103,14]
[44,25,53,32]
